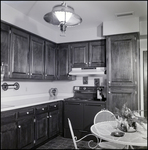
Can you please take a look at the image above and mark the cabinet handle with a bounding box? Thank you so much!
[85,62,87,65]
[54,105,56,107]
[42,108,45,110]
[26,112,29,114]
[50,115,52,118]
[18,125,21,128]
[89,62,91,65]
[108,91,110,93]
[47,116,49,118]
[45,74,47,77]
[28,73,29,75]
[108,81,110,83]
[31,73,32,75]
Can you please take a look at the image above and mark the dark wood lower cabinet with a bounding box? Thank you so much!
[1,122,17,149]
[35,112,48,145]
[49,110,59,138]
[1,101,63,149]
[17,117,34,149]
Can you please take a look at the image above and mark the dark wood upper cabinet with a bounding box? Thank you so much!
[106,33,139,112]
[89,40,106,67]
[71,42,88,68]
[30,35,44,79]
[106,34,138,87]
[1,23,10,79]
[56,44,74,80]
[44,41,56,80]
[9,27,30,79]
[71,40,106,68]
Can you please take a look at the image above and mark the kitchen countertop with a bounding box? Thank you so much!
[1,94,72,112]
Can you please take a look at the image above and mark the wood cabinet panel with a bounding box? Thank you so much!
[35,112,48,145]
[106,33,139,112]
[45,41,56,80]
[89,40,106,67]
[30,35,44,79]
[17,117,34,149]
[107,34,137,86]
[107,87,137,113]
[56,44,72,80]
[71,42,88,68]
[10,27,30,79]
[49,110,59,138]
[1,122,17,149]
[1,23,10,79]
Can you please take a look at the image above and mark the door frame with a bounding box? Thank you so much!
[140,49,147,117]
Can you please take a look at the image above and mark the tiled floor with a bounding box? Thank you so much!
[36,135,147,149]
[36,135,98,149]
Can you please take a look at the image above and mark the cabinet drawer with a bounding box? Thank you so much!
[18,108,34,118]
[35,105,48,114]
[1,111,16,124]
[49,102,58,111]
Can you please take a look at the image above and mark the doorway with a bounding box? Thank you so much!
[143,51,147,118]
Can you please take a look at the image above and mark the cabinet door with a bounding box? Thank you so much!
[89,40,106,67]
[17,117,34,149]
[106,34,138,86]
[71,42,88,68]
[83,102,105,131]
[30,35,44,79]
[57,44,71,80]
[64,102,83,129]
[58,101,63,135]
[35,112,48,145]
[1,23,10,79]
[1,122,17,149]
[10,27,30,79]
[49,110,59,138]
[107,87,137,113]
[45,41,56,80]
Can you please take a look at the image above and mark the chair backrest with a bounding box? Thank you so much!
[94,109,116,124]
[68,118,78,149]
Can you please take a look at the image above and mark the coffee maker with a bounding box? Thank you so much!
[97,86,104,101]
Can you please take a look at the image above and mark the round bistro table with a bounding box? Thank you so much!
[90,121,147,149]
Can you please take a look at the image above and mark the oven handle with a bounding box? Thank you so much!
[66,102,81,105]
[85,103,102,106]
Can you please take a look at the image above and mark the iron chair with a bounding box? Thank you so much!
[93,109,126,149]
[68,118,99,149]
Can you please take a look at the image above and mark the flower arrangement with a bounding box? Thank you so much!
[114,103,147,132]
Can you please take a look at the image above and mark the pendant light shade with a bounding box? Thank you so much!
[44,2,82,34]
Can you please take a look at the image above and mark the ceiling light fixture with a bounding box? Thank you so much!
[43,1,82,36]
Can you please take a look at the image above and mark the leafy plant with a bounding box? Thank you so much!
[114,102,147,132]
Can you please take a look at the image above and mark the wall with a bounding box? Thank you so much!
[1,76,106,98]
[1,2,58,43]
[103,17,140,36]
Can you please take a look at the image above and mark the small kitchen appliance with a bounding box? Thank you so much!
[97,86,104,101]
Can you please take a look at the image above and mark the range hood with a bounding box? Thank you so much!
[69,67,105,76]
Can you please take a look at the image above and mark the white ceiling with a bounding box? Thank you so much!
[2,1,147,31]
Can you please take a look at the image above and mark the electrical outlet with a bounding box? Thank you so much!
[83,76,88,84]
[94,78,100,86]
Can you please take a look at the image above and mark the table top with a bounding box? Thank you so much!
[91,121,147,147]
